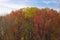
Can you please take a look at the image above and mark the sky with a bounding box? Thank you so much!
[0,0,60,16]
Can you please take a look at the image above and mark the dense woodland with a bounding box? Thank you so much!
[0,7,60,40]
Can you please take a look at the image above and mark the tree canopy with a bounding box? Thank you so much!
[0,7,60,40]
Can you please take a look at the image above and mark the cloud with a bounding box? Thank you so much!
[0,0,10,2]
[0,3,27,9]
[56,9,60,11]
[0,6,13,16]
[57,0,60,2]
[0,0,28,16]
[0,0,59,16]
[43,0,57,4]
[0,0,10,3]
[0,3,28,15]
[57,0,60,7]
[0,0,27,9]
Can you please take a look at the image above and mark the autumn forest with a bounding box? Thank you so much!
[0,7,60,40]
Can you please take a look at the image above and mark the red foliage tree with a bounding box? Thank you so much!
[32,9,58,40]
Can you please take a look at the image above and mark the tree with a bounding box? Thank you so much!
[33,8,59,40]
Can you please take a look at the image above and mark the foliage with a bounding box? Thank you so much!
[0,7,60,40]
